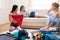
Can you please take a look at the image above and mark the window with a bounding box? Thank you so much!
[31,0,58,10]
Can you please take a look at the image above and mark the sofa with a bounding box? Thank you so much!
[22,18,47,29]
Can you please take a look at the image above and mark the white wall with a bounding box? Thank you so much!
[58,0,60,9]
[0,0,12,25]
[28,0,60,15]
[12,0,28,11]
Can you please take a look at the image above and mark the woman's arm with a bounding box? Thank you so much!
[9,15,13,22]
[48,21,55,27]
[47,9,52,15]
[40,21,55,30]
[54,12,59,18]
[9,14,17,23]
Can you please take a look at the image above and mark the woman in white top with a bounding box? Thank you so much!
[20,5,29,17]
[20,5,46,18]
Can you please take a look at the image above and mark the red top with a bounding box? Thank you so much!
[9,14,23,28]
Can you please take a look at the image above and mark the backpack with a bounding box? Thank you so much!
[14,30,28,40]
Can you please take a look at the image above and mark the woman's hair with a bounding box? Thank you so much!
[10,5,18,13]
[52,3,59,9]
[20,5,25,11]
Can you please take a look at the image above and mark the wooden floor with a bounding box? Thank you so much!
[0,23,10,32]
[0,23,42,33]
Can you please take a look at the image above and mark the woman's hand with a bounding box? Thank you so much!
[40,26,50,31]
[23,14,27,17]
[44,26,49,29]
[13,20,17,23]
[44,26,50,30]
[47,8,52,14]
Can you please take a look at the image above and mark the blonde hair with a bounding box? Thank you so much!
[52,3,59,9]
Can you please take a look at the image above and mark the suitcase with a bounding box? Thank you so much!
[44,34,59,40]
[0,34,17,40]
[39,30,59,40]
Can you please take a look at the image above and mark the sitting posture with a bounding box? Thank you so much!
[20,5,29,17]
[9,5,21,32]
[40,3,59,31]
[20,5,46,18]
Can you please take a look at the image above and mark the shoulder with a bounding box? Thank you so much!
[55,12,59,15]
[56,11,59,13]
[9,13,14,17]
[9,13,13,15]
[54,12,59,17]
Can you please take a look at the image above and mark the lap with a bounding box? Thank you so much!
[49,27,57,31]
[40,27,57,31]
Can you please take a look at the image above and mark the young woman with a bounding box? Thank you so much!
[9,5,21,32]
[20,5,46,18]
[20,5,29,17]
[40,3,59,31]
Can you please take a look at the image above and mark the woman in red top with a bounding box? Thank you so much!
[9,5,21,32]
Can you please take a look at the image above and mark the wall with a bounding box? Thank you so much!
[58,0,60,9]
[28,0,60,15]
[12,0,28,11]
[0,0,12,25]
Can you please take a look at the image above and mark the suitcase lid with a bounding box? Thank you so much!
[0,34,17,40]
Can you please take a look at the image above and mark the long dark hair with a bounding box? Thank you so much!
[10,5,18,13]
[20,5,25,11]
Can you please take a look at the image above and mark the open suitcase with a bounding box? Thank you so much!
[32,30,60,40]
[0,34,17,40]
